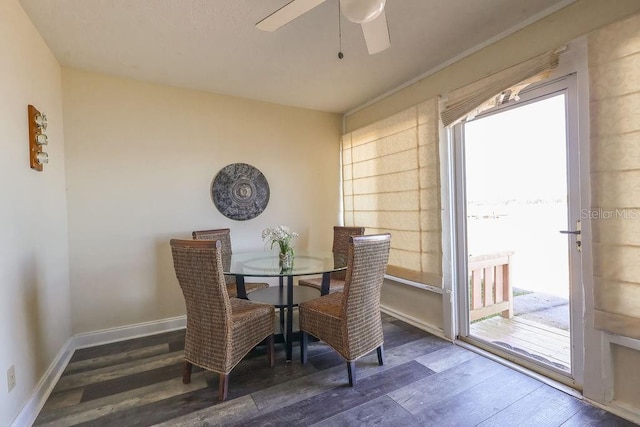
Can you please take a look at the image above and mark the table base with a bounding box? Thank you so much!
[248,281,320,361]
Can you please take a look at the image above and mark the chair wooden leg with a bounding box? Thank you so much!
[182,361,193,384]
[377,345,385,366]
[267,334,275,368]
[301,331,308,364]
[218,373,229,401]
[347,361,356,387]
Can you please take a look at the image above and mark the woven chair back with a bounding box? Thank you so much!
[341,234,391,357]
[332,226,366,254]
[332,226,365,280]
[170,239,232,371]
[192,228,232,256]
[192,228,234,285]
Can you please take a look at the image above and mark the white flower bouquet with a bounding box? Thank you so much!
[261,225,298,257]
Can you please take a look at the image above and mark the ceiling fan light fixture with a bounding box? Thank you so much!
[340,0,386,24]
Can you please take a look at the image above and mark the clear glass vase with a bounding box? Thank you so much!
[279,249,294,270]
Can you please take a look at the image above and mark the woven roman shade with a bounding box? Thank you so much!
[440,49,561,127]
[342,98,443,286]
[589,13,640,340]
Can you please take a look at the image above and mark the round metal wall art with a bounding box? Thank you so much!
[211,163,270,221]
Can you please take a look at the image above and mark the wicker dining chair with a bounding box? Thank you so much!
[298,226,365,294]
[192,228,269,298]
[299,233,391,386]
[170,239,275,401]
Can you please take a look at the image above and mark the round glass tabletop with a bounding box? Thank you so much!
[224,250,346,277]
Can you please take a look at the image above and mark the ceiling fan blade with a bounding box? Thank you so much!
[361,10,390,54]
[256,0,327,32]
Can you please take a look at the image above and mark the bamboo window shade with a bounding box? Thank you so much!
[440,49,561,127]
[589,13,640,340]
[342,98,443,286]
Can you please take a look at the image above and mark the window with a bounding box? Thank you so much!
[342,98,443,286]
[589,13,640,339]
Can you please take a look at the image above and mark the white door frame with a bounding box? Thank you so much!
[447,74,585,386]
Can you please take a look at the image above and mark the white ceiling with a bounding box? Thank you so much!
[19,0,570,113]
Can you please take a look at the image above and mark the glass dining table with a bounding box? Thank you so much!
[224,250,346,361]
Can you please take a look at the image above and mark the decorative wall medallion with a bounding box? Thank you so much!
[211,163,270,221]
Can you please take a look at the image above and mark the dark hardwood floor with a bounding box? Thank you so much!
[34,313,636,426]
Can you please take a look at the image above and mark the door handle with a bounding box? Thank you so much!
[559,230,581,235]
[561,220,582,251]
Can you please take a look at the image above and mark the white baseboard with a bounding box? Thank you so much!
[380,304,450,342]
[11,338,75,427]
[11,315,187,427]
[73,315,186,349]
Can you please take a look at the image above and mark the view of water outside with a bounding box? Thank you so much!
[464,94,569,299]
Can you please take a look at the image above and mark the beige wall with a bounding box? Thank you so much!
[0,0,71,425]
[62,69,342,334]
[381,281,443,332]
[612,344,640,409]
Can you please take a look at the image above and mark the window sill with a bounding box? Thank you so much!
[384,275,444,294]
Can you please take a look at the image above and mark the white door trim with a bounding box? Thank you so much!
[449,73,584,385]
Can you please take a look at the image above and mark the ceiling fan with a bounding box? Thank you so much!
[256,0,391,55]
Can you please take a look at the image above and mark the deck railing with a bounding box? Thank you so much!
[468,251,514,322]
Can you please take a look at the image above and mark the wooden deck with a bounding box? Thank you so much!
[470,315,570,371]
